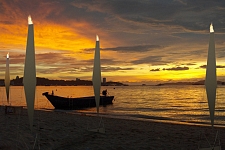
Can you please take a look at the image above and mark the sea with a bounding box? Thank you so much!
[1,85,225,126]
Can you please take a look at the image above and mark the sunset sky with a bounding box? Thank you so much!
[0,0,225,85]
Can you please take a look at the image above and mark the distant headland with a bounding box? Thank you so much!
[2,77,225,86]
[155,80,225,86]
[0,76,128,86]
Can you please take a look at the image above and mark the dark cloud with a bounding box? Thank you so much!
[54,66,135,73]
[83,44,163,53]
[182,63,196,66]
[105,45,163,52]
[216,47,225,58]
[33,53,133,75]
[217,65,225,68]
[72,0,225,33]
[80,58,125,66]
[131,56,168,65]
[0,0,95,27]
[38,67,63,74]
[200,65,206,69]
[199,65,225,69]
[163,66,189,71]
[101,59,125,66]
[102,66,134,72]
[36,52,76,64]
[59,66,134,73]
[150,68,160,72]
[2,0,225,35]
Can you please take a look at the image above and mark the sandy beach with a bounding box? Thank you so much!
[0,106,224,150]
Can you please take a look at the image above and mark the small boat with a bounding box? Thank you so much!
[42,91,114,110]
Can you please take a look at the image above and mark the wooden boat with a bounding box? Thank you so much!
[42,92,114,110]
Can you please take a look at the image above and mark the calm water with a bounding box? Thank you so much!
[1,85,225,126]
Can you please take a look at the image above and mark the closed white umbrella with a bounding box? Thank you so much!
[23,15,36,131]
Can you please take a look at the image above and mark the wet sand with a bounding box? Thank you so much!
[0,106,224,150]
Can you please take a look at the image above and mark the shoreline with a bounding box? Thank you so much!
[1,106,224,149]
[48,108,225,129]
[3,104,225,128]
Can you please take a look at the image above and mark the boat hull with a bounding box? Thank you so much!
[42,92,114,110]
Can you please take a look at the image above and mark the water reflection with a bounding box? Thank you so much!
[1,85,225,125]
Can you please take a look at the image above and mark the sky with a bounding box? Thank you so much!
[0,0,225,85]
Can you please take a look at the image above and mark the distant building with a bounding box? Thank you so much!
[103,77,106,84]
[76,78,80,81]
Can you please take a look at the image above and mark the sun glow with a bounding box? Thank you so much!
[7,53,9,59]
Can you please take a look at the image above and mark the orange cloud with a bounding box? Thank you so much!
[34,22,94,51]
